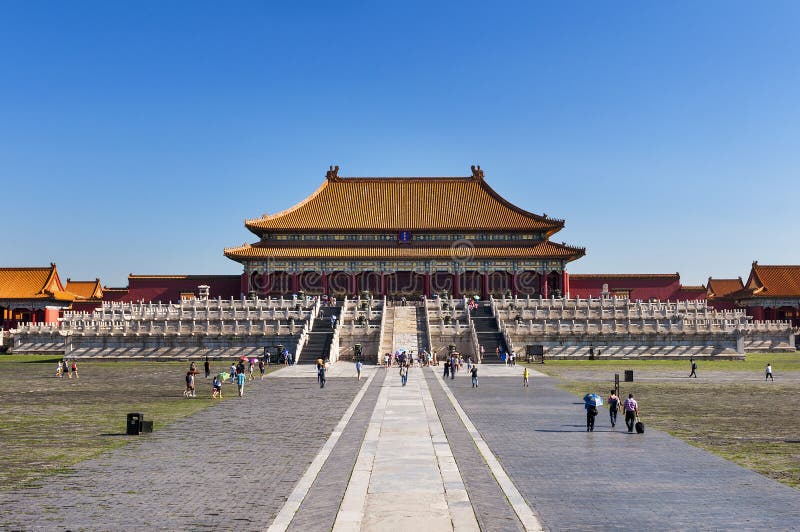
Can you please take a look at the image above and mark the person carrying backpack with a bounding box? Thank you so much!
[607,390,621,428]
[689,357,697,378]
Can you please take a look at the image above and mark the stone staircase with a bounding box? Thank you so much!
[300,306,341,364]
[378,305,395,360]
[471,303,508,363]
[392,306,419,355]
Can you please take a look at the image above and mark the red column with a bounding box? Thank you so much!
[481,272,489,300]
[31,309,37,325]
[453,271,461,298]
[291,273,299,294]
[322,272,329,295]
[241,272,249,296]
[424,273,432,298]
[350,273,357,295]
[562,271,570,298]
[512,272,519,296]
[380,273,386,298]
[540,273,549,298]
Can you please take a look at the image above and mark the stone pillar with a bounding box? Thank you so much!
[540,272,549,298]
[481,272,489,300]
[453,271,461,298]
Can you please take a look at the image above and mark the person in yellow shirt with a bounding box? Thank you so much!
[523,367,529,387]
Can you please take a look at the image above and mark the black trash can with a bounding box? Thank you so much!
[624,370,634,382]
[127,413,142,435]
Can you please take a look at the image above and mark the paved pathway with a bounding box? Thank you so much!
[444,373,800,530]
[0,373,365,530]
[2,361,800,531]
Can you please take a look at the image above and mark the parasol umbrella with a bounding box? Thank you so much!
[248,357,259,364]
[583,393,604,407]
[218,372,230,381]
[239,355,249,361]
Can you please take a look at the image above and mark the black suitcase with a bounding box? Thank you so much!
[635,420,645,434]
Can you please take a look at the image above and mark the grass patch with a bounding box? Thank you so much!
[536,352,799,372]
[0,358,281,490]
[552,364,800,489]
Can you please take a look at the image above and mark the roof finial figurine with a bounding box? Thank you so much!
[470,164,484,180]
[326,165,340,181]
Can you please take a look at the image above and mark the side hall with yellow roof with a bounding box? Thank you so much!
[0,263,75,328]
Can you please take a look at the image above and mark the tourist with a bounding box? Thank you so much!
[71,360,79,379]
[204,357,210,378]
[236,369,246,397]
[623,393,639,433]
[400,363,409,386]
[356,360,363,380]
[56,360,63,379]
[466,356,472,371]
[480,345,485,360]
[259,359,265,380]
[585,401,598,432]
[510,352,516,366]
[184,371,195,398]
[607,390,620,428]
[64,359,72,378]
[384,353,390,368]
[283,350,289,365]
[316,358,324,385]
[318,364,326,388]
[212,375,222,398]
[189,361,197,375]
[523,367,529,387]
[229,362,237,383]
[330,313,337,328]
[248,361,255,381]
[766,363,774,381]
[470,365,478,388]
[689,357,697,378]
[443,359,450,378]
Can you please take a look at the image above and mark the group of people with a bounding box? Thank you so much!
[55,358,79,379]
[585,391,641,433]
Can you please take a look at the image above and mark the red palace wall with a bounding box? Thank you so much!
[569,275,702,301]
[125,275,244,303]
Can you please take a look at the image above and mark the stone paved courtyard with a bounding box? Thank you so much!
[1,362,799,531]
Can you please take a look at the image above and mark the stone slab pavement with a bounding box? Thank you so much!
[0,373,365,530]
[443,372,800,530]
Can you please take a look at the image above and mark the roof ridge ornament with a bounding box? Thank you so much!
[470,164,484,180]
[326,165,340,181]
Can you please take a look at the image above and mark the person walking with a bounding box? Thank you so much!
[355,360,363,380]
[259,359,265,380]
[65,360,72,379]
[330,313,337,329]
[204,357,210,378]
[318,364,326,388]
[56,360,63,379]
[586,402,598,432]
[184,371,195,398]
[766,363,774,381]
[212,375,222,398]
[236,369,246,397]
[689,357,697,378]
[607,390,620,428]
[470,365,478,388]
[523,367,529,387]
[71,360,79,379]
[400,364,409,386]
[229,362,237,383]
[623,393,639,433]
[443,359,450,379]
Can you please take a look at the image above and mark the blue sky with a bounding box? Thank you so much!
[1,1,798,287]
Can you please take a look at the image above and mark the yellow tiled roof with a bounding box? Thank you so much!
[224,241,585,261]
[65,279,103,300]
[706,278,744,298]
[244,175,564,233]
[0,264,74,301]
[743,264,800,298]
